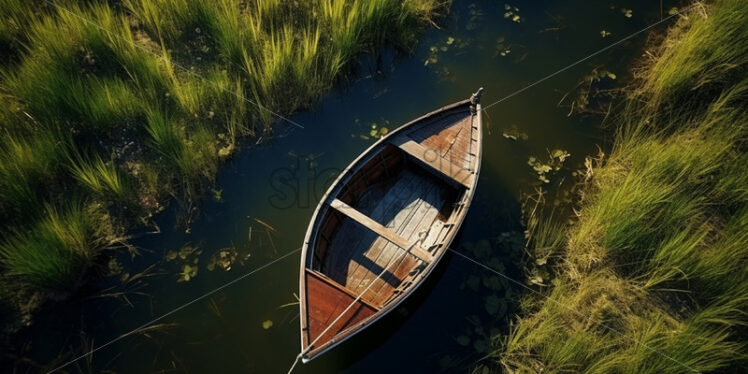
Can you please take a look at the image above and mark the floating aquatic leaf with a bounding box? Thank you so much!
[467,275,481,291]
[446,36,455,45]
[178,244,201,260]
[379,127,389,135]
[551,149,571,163]
[473,339,488,353]
[211,188,222,201]
[668,7,679,15]
[439,355,455,368]
[466,3,483,30]
[528,150,570,183]
[178,264,198,282]
[485,295,500,315]
[621,8,633,18]
[532,163,552,174]
[498,299,508,318]
[600,30,611,38]
[502,125,528,140]
[456,335,470,346]
[370,129,379,137]
[168,244,203,282]
[262,320,273,330]
[473,239,492,259]
[483,275,503,291]
[207,247,241,272]
[487,258,505,273]
[503,4,522,23]
[505,287,514,300]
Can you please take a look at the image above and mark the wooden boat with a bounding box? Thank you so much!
[298,89,484,362]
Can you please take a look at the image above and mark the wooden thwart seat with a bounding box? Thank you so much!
[329,198,433,264]
[389,135,474,188]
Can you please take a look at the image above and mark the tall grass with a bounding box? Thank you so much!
[0,132,64,221]
[67,148,128,199]
[0,203,108,291]
[496,1,748,372]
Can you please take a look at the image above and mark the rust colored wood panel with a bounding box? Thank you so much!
[304,271,377,350]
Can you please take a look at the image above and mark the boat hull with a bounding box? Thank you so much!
[298,91,484,362]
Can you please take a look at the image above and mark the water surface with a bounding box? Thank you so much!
[19,1,681,373]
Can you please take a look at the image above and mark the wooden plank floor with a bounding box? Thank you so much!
[322,168,450,306]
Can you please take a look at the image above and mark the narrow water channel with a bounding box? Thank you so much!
[19,1,681,372]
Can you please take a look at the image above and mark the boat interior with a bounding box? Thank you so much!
[302,104,478,349]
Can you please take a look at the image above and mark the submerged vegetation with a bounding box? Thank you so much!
[496,1,748,372]
[0,0,448,325]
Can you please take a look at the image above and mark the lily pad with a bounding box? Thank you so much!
[473,339,488,353]
[456,335,470,346]
[551,149,571,163]
[502,125,528,140]
[503,4,522,23]
[483,275,503,291]
[467,275,481,291]
[206,247,241,272]
[485,295,501,315]
[262,320,274,330]
[178,264,198,283]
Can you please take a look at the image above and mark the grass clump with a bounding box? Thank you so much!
[0,203,113,292]
[67,148,129,199]
[495,1,748,373]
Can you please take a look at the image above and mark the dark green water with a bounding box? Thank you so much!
[16,1,682,373]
